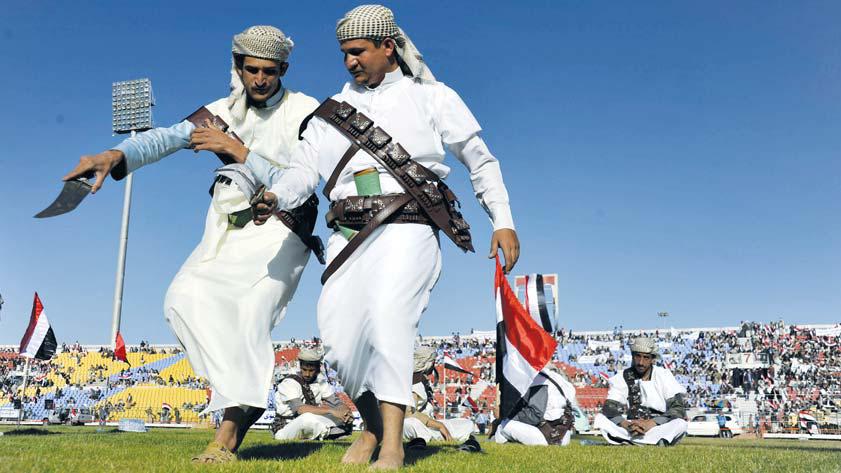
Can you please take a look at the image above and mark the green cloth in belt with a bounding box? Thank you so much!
[227,207,253,228]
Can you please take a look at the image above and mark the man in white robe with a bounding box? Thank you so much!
[593,338,689,446]
[249,5,520,469]
[403,347,477,448]
[272,347,353,441]
[62,26,318,462]
[494,365,578,446]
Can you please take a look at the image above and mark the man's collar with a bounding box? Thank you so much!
[247,85,286,109]
[365,67,404,91]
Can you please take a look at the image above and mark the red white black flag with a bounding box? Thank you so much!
[19,292,57,361]
[442,355,471,375]
[494,257,557,418]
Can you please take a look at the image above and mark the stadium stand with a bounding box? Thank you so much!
[2,321,839,435]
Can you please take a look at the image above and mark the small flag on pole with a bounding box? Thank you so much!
[494,257,557,418]
[19,292,57,361]
[114,331,128,364]
[442,355,471,375]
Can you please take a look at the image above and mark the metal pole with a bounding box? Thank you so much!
[442,364,448,419]
[110,130,134,348]
[17,357,31,428]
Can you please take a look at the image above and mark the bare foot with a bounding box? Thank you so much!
[370,447,404,470]
[342,431,378,465]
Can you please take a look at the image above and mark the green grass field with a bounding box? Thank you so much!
[1,426,840,473]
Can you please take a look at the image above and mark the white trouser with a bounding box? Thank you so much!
[403,417,476,443]
[273,413,337,441]
[494,419,571,446]
[594,413,688,446]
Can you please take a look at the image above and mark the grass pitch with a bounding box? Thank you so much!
[1,426,840,473]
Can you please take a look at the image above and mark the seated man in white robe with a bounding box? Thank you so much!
[402,347,477,449]
[272,347,353,441]
[494,364,577,446]
[593,338,688,446]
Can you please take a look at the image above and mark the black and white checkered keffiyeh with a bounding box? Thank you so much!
[227,25,295,124]
[336,5,435,82]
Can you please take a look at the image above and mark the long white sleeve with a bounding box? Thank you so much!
[448,134,515,231]
[265,121,322,210]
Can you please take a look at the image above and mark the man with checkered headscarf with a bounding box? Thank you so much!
[249,5,520,468]
[593,338,689,446]
[63,26,320,463]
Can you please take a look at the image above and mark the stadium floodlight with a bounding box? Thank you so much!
[112,78,154,134]
[109,78,155,348]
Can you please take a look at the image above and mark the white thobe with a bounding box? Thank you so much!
[594,366,688,446]
[494,371,576,446]
[402,382,475,443]
[115,89,318,411]
[273,375,339,440]
[250,69,515,406]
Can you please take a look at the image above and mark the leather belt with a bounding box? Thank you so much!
[325,194,432,229]
[320,193,415,284]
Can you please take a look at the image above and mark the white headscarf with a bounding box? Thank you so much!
[413,346,437,374]
[227,25,295,125]
[336,4,435,82]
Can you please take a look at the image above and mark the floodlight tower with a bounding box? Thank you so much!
[657,311,670,337]
[110,78,154,347]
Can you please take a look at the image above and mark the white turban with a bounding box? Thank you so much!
[298,347,324,363]
[413,346,437,374]
[630,337,660,358]
[227,25,295,125]
[336,4,435,82]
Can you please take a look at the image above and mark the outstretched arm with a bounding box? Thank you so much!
[253,119,323,223]
[63,120,195,192]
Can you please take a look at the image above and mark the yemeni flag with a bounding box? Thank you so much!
[442,355,471,375]
[114,331,129,364]
[161,402,172,411]
[19,292,57,360]
[523,274,553,333]
[494,257,557,418]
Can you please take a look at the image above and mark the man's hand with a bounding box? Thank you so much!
[488,228,520,274]
[633,418,657,434]
[431,421,452,441]
[189,119,249,163]
[252,191,278,225]
[330,405,352,423]
[63,150,124,194]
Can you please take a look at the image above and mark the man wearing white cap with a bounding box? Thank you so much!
[402,347,477,448]
[250,5,519,468]
[494,364,578,446]
[593,337,688,446]
[272,347,353,441]
[63,25,320,462]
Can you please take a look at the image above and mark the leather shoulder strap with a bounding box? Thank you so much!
[312,99,474,253]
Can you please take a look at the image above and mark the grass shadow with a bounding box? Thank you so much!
[238,441,325,461]
[1,427,61,436]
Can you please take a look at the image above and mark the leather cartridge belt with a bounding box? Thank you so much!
[325,194,432,230]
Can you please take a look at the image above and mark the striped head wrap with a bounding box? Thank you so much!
[336,5,435,82]
[227,25,295,124]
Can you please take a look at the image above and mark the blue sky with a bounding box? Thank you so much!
[1,1,840,345]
